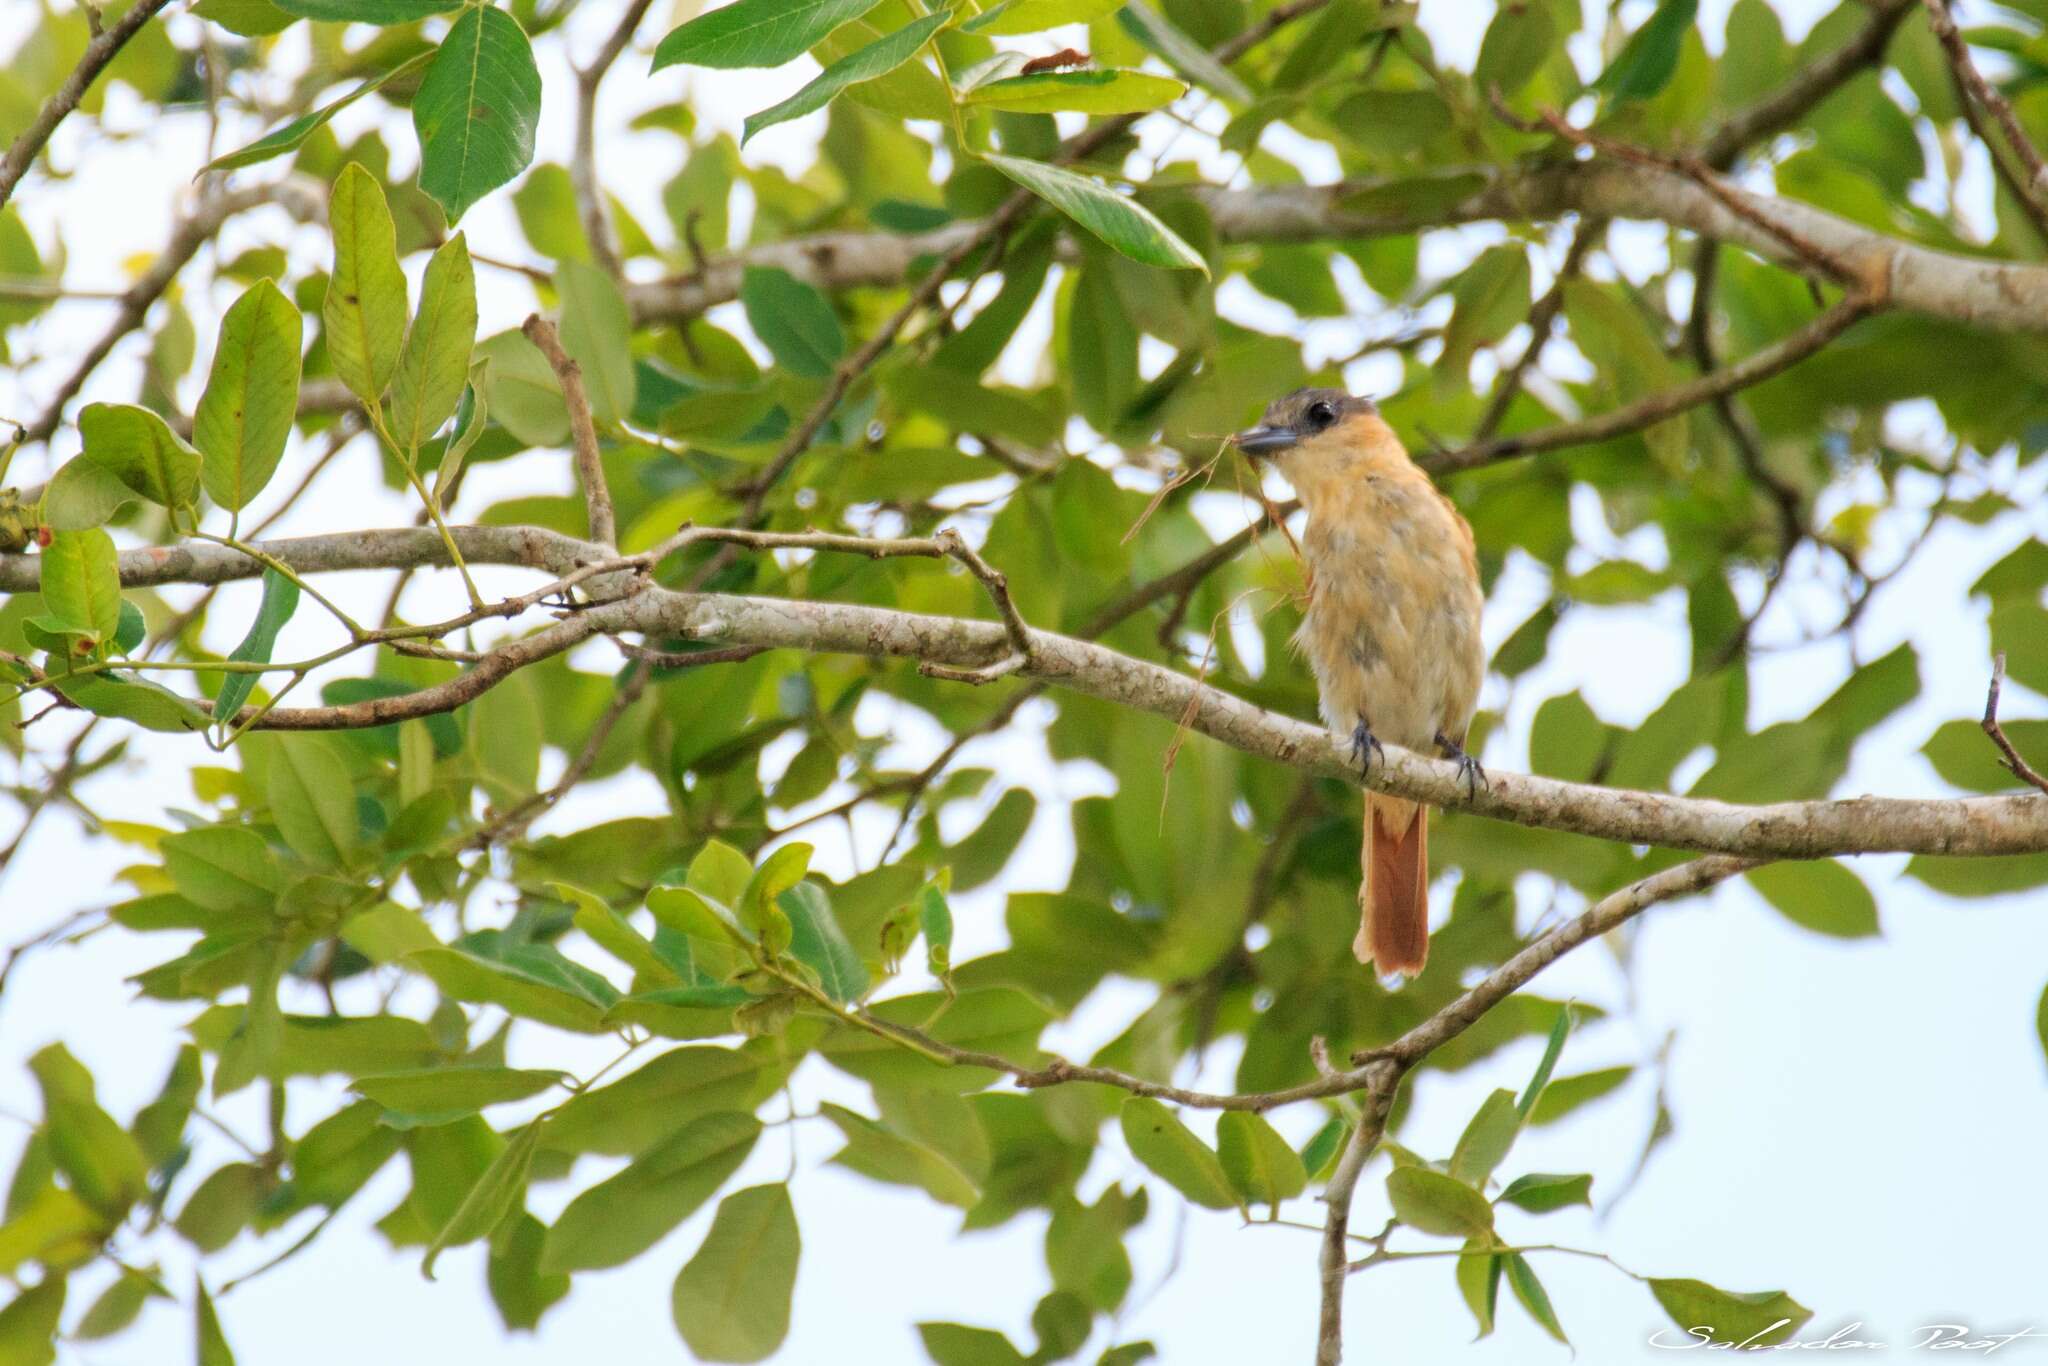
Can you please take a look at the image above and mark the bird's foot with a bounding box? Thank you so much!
[1349,719,1385,778]
[1435,731,1487,800]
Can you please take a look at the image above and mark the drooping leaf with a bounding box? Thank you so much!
[670,1184,800,1362]
[195,279,302,513]
[421,1121,544,1278]
[1118,1099,1235,1210]
[740,266,844,379]
[39,528,121,648]
[324,164,408,405]
[981,153,1208,275]
[1594,0,1699,102]
[211,568,300,725]
[414,7,542,224]
[1648,1278,1811,1347]
[962,70,1186,115]
[555,259,635,425]
[388,233,478,452]
[1745,861,1880,939]
[267,735,358,871]
[543,1112,760,1272]
[653,0,883,71]
[76,404,201,513]
[742,11,951,145]
[1216,1111,1306,1212]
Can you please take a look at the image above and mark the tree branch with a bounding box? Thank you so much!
[1923,0,2048,218]
[0,0,176,212]
[1982,652,2048,795]
[1432,291,1877,473]
[1313,856,1755,1364]
[520,315,617,547]
[1697,0,1916,170]
[8,526,2042,856]
[570,0,656,278]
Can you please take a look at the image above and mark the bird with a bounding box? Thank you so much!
[1232,387,1485,981]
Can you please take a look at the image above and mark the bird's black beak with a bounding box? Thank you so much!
[1231,423,1299,458]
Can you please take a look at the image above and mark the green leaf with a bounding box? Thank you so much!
[469,668,541,803]
[654,0,882,71]
[42,456,138,531]
[173,1163,269,1251]
[1594,0,1698,102]
[1504,1252,1567,1344]
[1448,1089,1521,1187]
[818,988,1051,1091]
[1456,1239,1502,1339]
[967,0,1120,34]
[981,153,1208,275]
[1923,717,2048,792]
[132,1045,202,1166]
[475,328,569,446]
[1115,2,1251,104]
[161,827,283,913]
[324,164,408,405]
[1299,1116,1348,1181]
[1385,1166,1493,1238]
[73,1264,167,1340]
[488,1213,569,1332]
[39,528,121,647]
[352,1067,565,1125]
[1496,1172,1593,1214]
[1475,2,1556,98]
[963,70,1185,115]
[1118,1099,1235,1210]
[76,403,201,512]
[782,882,867,1002]
[740,266,844,378]
[1516,1005,1573,1121]
[212,568,300,724]
[422,1120,543,1279]
[670,1184,800,1363]
[919,880,953,977]
[0,1275,64,1366]
[203,54,428,172]
[195,1280,236,1366]
[1527,1067,1632,1126]
[195,279,302,513]
[543,1111,760,1272]
[414,7,541,224]
[822,1103,980,1208]
[1745,862,1879,939]
[1216,1111,1307,1211]
[743,10,951,145]
[919,1322,1031,1365]
[388,233,477,452]
[192,0,296,36]
[48,672,211,733]
[555,259,635,425]
[29,1045,149,1220]
[273,0,459,18]
[266,736,358,870]
[543,1045,771,1156]
[1648,1278,1811,1347]
[405,949,608,1033]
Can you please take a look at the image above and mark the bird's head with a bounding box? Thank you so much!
[1230,388,1399,489]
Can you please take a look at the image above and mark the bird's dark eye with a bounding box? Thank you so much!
[1306,400,1336,428]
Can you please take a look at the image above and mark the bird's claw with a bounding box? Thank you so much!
[1350,720,1385,778]
[1435,731,1488,801]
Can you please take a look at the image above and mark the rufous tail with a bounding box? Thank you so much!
[1355,793,1428,977]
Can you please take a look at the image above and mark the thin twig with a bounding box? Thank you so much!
[1982,652,2048,794]
[1471,219,1604,445]
[571,0,657,278]
[1924,0,2048,217]
[0,0,175,211]
[521,315,618,548]
[1431,293,1878,474]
